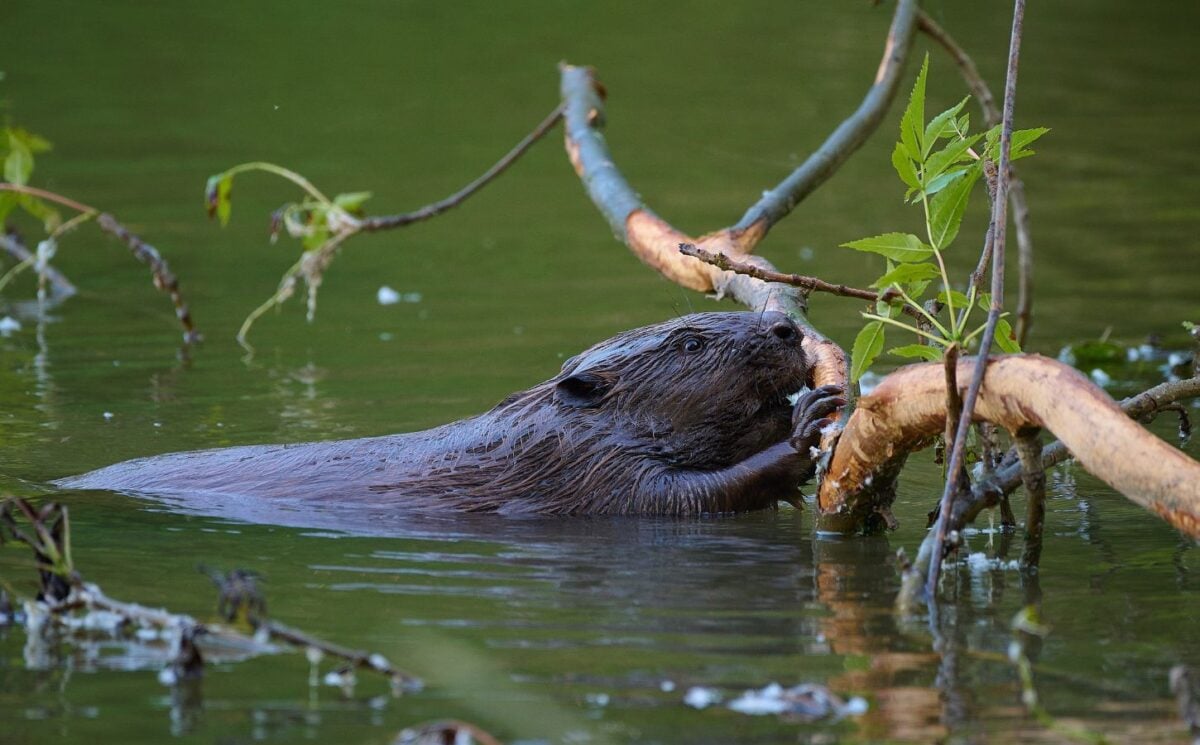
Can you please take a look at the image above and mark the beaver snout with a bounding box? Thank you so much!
[756,311,803,345]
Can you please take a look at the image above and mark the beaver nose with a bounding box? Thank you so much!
[770,320,798,342]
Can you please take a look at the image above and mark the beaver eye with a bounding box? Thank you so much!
[682,336,705,354]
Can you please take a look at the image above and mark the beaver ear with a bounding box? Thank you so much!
[555,371,613,408]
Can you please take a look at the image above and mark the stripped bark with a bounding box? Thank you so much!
[817,356,1200,538]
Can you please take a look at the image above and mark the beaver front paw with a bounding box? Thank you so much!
[789,385,845,454]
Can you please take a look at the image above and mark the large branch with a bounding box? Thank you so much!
[816,356,1200,538]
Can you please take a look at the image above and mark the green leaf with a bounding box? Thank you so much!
[16,194,61,232]
[928,168,980,249]
[333,191,372,213]
[6,127,52,154]
[889,343,942,361]
[905,279,931,299]
[993,317,1021,353]
[0,192,16,226]
[870,262,941,289]
[984,126,1050,162]
[205,174,234,226]
[900,54,929,161]
[4,135,33,185]
[923,133,982,185]
[923,168,968,198]
[841,232,933,263]
[938,289,970,307]
[923,96,971,156]
[891,142,919,190]
[850,321,886,383]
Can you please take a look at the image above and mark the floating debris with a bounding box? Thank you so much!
[726,682,868,721]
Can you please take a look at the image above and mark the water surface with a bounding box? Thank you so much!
[2,1,1198,743]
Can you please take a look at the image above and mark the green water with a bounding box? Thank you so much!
[2,1,1199,742]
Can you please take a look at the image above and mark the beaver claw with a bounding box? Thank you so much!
[789,385,845,453]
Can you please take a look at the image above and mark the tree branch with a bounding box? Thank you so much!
[918,9,1038,345]
[360,104,564,231]
[926,0,1026,600]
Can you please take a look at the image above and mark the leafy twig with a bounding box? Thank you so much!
[926,0,1027,601]
[207,104,565,350]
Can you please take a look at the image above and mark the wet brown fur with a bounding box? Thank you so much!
[58,312,836,516]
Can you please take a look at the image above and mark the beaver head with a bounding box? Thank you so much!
[546,310,808,469]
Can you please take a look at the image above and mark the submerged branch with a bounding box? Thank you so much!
[96,214,200,344]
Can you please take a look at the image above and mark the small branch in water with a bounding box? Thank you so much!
[1,497,420,694]
[96,214,200,344]
[1170,665,1200,745]
[1015,429,1046,569]
[0,231,76,299]
[927,0,1027,601]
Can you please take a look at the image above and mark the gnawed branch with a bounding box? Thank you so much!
[818,356,1200,538]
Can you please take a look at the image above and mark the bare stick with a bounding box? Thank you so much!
[918,10,1038,346]
[361,104,564,231]
[0,232,77,298]
[678,243,931,322]
[927,0,1027,600]
[1015,429,1046,568]
[96,214,200,344]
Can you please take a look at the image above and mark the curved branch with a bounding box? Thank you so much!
[558,1,919,388]
[734,0,920,233]
[817,356,1200,538]
[360,104,564,231]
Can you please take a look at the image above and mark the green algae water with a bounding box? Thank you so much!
[1,1,1199,742]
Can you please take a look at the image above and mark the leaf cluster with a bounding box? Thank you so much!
[840,55,1046,381]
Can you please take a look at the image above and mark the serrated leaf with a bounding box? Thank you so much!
[891,142,919,190]
[871,262,941,289]
[993,317,1021,353]
[938,289,970,307]
[928,168,980,249]
[984,126,1050,163]
[841,232,933,263]
[923,96,971,156]
[924,134,982,184]
[4,136,33,185]
[850,321,886,383]
[900,55,929,162]
[333,191,372,212]
[923,168,968,198]
[889,343,943,361]
[905,279,931,299]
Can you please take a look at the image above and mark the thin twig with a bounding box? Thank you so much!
[0,182,95,214]
[362,104,564,231]
[678,243,928,320]
[96,214,200,344]
[927,0,1026,601]
[918,10,1038,346]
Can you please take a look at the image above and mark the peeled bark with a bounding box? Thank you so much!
[817,355,1200,538]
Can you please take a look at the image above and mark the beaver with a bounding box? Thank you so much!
[56,311,844,515]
